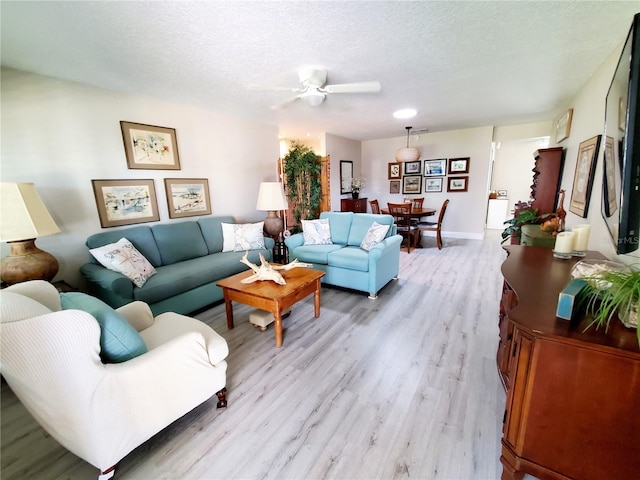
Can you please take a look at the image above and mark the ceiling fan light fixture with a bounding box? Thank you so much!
[300,89,326,107]
[393,108,417,119]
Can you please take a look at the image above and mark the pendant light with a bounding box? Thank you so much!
[395,126,420,162]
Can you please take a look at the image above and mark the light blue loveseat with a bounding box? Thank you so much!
[80,216,274,315]
[284,212,402,298]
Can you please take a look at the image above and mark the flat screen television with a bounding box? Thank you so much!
[602,12,640,255]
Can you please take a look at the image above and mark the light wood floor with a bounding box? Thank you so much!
[1,231,510,480]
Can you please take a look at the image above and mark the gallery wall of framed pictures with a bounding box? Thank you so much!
[387,156,471,194]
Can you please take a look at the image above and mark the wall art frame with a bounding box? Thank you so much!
[164,178,212,219]
[390,180,401,194]
[447,176,469,192]
[423,159,447,177]
[569,135,602,218]
[388,162,402,179]
[555,108,573,143]
[121,121,181,170]
[403,160,422,175]
[402,175,422,195]
[91,179,160,228]
[448,157,470,174]
[340,160,353,194]
[424,177,443,193]
[602,136,618,217]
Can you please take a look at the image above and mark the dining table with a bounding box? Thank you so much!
[381,207,436,218]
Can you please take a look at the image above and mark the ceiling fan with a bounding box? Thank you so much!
[249,66,381,109]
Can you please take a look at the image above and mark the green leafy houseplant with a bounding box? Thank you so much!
[501,208,552,244]
[581,269,640,346]
[282,141,322,231]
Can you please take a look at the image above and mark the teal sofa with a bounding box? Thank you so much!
[284,212,402,299]
[80,216,274,315]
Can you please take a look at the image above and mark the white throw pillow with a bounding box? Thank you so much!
[302,219,333,245]
[233,222,265,251]
[221,223,236,252]
[360,222,390,251]
[89,238,157,288]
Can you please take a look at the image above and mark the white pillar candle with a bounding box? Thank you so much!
[554,231,575,253]
[572,224,591,251]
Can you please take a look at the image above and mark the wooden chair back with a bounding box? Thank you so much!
[369,199,381,214]
[387,203,418,253]
[403,197,424,210]
[417,199,449,249]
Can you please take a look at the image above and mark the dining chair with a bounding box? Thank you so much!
[387,203,419,253]
[369,199,381,214]
[404,197,425,226]
[417,199,449,249]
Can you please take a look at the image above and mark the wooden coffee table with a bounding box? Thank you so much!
[217,267,325,347]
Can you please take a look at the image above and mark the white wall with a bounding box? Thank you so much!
[1,67,280,287]
[362,126,494,238]
[549,39,639,263]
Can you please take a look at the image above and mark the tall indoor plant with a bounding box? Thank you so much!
[282,141,322,231]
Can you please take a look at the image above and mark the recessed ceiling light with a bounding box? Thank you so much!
[393,108,417,119]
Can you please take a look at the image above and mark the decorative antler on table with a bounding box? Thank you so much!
[240,252,312,285]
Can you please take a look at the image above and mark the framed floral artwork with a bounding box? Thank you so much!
[388,162,402,179]
[448,157,470,174]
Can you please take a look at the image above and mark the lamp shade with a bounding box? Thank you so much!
[256,182,288,211]
[1,183,60,242]
[395,147,420,162]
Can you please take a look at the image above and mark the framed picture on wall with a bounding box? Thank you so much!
[388,162,402,179]
[555,108,573,143]
[447,176,468,192]
[403,160,421,175]
[423,159,447,176]
[448,157,470,174]
[402,175,422,194]
[424,178,443,193]
[164,178,212,219]
[120,121,181,170]
[569,135,602,217]
[340,160,353,194]
[390,180,401,194]
[91,179,160,228]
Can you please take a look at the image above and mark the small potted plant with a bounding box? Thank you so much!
[501,208,552,244]
[580,267,640,346]
[351,177,364,199]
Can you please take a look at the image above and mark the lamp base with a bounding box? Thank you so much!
[1,239,59,285]
[263,211,284,239]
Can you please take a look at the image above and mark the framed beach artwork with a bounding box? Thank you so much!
[403,160,422,175]
[164,178,212,218]
[92,179,160,228]
[423,159,447,177]
[424,178,443,193]
[447,176,469,192]
[121,121,181,170]
[402,175,422,194]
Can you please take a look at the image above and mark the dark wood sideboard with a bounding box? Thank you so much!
[498,246,639,480]
[340,197,368,213]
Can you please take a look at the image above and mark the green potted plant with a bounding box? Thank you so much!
[501,208,552,244]
[581,268,640,346]
[282,141,322,232]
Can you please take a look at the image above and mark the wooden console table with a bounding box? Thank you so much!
[498,246,639,480]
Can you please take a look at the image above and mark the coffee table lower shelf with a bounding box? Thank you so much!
[216,267,325,348]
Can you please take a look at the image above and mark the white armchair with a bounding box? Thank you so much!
[0,280,228,479]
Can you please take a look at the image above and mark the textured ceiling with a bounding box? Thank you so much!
[2,1,639,141]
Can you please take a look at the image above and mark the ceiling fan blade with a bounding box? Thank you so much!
[323,81,381,94]
[270,94,301,110]
[248,84,302,93]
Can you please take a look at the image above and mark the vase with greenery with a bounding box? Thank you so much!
[282,141,322,232]
[501,208,552,244]
[581,268,640,346]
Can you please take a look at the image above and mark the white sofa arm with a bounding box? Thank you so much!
[115,301,154,332]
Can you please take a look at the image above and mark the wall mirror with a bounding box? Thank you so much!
[601,13,640,255]
[340,160,353,194]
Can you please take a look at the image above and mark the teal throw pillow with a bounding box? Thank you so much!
[60,292,147,363]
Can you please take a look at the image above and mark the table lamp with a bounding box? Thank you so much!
[1,183,61,285]
[256,182,289,238]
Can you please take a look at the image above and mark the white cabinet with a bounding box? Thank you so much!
[487,198,509,229]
